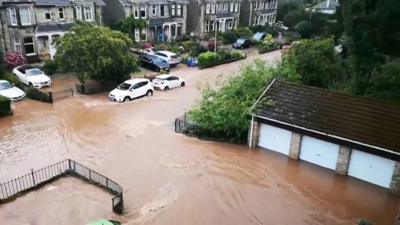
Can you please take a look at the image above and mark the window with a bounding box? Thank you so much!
[171,4,176,16]
[84,6,93,21]
[253,15,257,25]
[140,6,146,18]
[253,2,258,10]
[270,0,274,9]
[75,6,82,20]
[260,2,264,10]
[151,5,157,16]
[216,3,221,12]
[223,3,228,11]
[234,18,238,28]
[206,3,210,14]
[229,2,234,12]
[133,5,139,18]
[177,23,182,36]
[135,29,140,41]
[45,11,51,21]
[160,4,165,16]
[8,8,17,26]
[14,38,21,52]
[210,20,214,31]
[23,37,35,55]
[234,3,239,12]
[177,4,182,16]
[205,20,209,31]
[210,3,215,14]
[59,8,65,20]
[19,7,31,25]
[265,1,269,9]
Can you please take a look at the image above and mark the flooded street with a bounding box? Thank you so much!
[0,50,398,225]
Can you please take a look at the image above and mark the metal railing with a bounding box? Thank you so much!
[0,159,123,214]
[50,87,74,101]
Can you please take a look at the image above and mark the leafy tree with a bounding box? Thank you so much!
[114,16,148,42]
[282,38,346,88]
[295,21,312,38]
[55,23,137,84]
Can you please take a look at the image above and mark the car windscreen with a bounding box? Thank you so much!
[26,68,44,76]
[236,39,245,44]
[0,82,12,90]
[253,33,265,40]
[117,83,131,90]
[153,57,166,64]
[170,54,178,59]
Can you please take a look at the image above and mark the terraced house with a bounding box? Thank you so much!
[0,0,104,61]
[187,0,241,37]
[103,0,188,42]
[240,0,278,27]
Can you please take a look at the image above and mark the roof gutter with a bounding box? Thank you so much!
[252,114,400,157]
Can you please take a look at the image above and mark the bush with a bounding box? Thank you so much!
[5,52,27,69]
[233,27,254,38]
[249,25,279,37]
[42,60,58,75]
[26,87,53,103]
[0,95,11,117]
[257,34,278,54]
[295,21,313,38]
[198,50,246,69]
[220,31,238,44]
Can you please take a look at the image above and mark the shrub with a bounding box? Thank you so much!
[0,95,11,117]
[42,60,58,75]
[198,50,246,69]
[5,52,27,69]
[198,52,218,68]
[26,87,53,103]
[257,34,278,53]
[220,31,238,44]
[295,21,313,38]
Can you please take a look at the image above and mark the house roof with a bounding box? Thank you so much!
[36,23,74,33]
[312,0,339,10]
[252,79,400,153]
[35,0,70,6]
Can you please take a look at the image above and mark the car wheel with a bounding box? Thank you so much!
[164,86,169,91]
[123,96,130,102]
[146,90,153,96]
[181,82,185,87]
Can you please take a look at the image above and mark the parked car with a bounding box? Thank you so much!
[232,38,251,49]
[153,50,182,66]
[108,78,154,102]
[139,54,170,72]
[0,80,25,101]
[87,219,121,225]
[12,65,52,88]
[275,21,289,31]
[252,32,267,42]
[152,74,185,91]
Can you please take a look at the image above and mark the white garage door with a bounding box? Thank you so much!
[258,124,292,156]
[348,150,396,188]
[299,136,340,170]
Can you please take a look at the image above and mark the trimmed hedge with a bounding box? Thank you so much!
[258,45,279,54]
[0,95,11,117]
[198,50,246,69]
[42,60,58,75]
[26,87,53,103]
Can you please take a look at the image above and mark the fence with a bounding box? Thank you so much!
[174,113,188,133]
[0,159,124,214]
[50,87,74,101]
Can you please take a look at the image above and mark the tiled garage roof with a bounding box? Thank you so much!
[252,79,400,153]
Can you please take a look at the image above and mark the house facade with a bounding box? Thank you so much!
[103,0,188,43]
[0,0,104,61]
[239,0,278,27]
[186,0,241,37]
[249,79,400,193]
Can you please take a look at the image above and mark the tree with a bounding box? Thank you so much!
[295,21,312,38]
[282,38,346,89]
[55,23,137,84]
[114,16,148,42]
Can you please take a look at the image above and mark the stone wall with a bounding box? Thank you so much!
[335,146,351,175]
[248,118,260,148]
[390,162,400,194]
[288,132,301,159]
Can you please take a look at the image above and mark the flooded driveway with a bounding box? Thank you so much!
[0,50,398,225]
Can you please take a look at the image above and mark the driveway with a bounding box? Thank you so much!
[0,50,398,225]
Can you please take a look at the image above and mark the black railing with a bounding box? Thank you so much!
[0,159,124,214]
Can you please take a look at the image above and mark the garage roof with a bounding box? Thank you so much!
[252,79,400,153]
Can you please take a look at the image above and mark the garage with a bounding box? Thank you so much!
[258,124,292,156]
[299,136,340,170]
[348,150,396,188]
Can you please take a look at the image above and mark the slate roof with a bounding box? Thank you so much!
[36,23,74,33]
[312,0,339,10]
[35,0,70,6]
[252,79,400,153]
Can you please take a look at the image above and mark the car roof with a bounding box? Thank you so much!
[17,65,34,72]
[124,78,150,84]
[156,50,176,56]
[155,74,176,79]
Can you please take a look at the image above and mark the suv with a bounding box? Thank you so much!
[108,78,154,102]
[153,50,182,66]
[139,54,171,72]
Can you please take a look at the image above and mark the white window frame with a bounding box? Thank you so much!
[229,2,234,12]
[84,6,93,22]
[23,37,35,56]
[265,1,269,10]
[253,2,258,10]
[205,20,209,32]
[140,5,146,18]
[206,3,210,14]
[177,4,182,16]
[75,6,82,20]
[223,3,228,11]
[19,7,32,26]
[44,10,51,21]
[133,5,139,18]
[58,7,65,20]
[8,8,17,26]
[210,20,214,31]
[210,3,215,14]
[234,3,239,12]
[171,4,176,16]
[134,28,140,41]
[270,0,274,9]
[14,37,21,52]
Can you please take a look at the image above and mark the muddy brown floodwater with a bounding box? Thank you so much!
[0,49,398,225]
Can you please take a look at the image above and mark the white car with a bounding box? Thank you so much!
[108,78,154,102]
[153,51,181,66]
[12,65,52,88]
[152,74,185,91]
[275,21,289,31]
[0,80,25,101]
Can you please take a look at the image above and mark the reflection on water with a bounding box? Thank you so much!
[0,51,398,225]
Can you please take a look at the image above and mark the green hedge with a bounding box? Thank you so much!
[0,95,11,117]
[26,87,53,103]
[198,50,246,69]
[41,60,58,75]
[258,44,279,54]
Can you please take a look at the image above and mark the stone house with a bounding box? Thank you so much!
[239,0,278,27]
[249,78,400,193]
[186,0,241,37]
[70,0,105,26]
[103,0,188,43]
